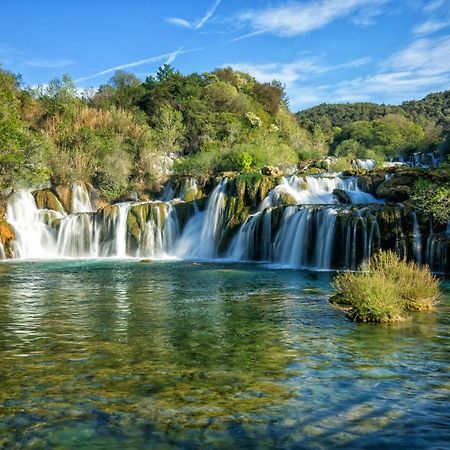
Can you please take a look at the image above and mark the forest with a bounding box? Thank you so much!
[1,64,449,202]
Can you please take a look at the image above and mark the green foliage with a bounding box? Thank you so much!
[153,103,185,152]
[0,66,50,193]
[327,157,352,172]
[237,151,253,172]
[331,251,440,322]
[332,114,428,160]
[412,178,450,225]
[2,59,448,201]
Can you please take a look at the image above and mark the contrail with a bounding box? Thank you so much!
[167,0,221,30]
[75,46,201,83]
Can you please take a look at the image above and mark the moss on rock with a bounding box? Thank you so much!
[33,189,66,213]
[0,218,15,258]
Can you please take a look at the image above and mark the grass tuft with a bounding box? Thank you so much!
[331,250,440,323]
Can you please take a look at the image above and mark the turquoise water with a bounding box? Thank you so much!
[0,260,449,449]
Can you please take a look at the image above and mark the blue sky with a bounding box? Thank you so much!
[1,0,450,110]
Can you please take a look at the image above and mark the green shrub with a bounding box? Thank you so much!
[327,157,351,172]
[331,251,440,322]
[412,178,450,225]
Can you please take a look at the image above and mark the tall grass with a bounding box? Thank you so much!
[331,251,440,322]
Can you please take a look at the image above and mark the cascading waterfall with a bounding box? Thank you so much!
[175,178,228,259]
[391,151,442,168]
[6,191,60,259]
[229,174,383,269]
[72,183,95,213]
[259,175,381,207]
[2,174,448,272]
[5,189,180,260]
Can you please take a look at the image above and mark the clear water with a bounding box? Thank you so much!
[0,260,449,449]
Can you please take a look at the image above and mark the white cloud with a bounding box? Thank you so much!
[423,0,447,13]
[228,57,371,89]
[24,58,74,68]
[238,0,388,38]
[294,35,450,108]
[413,20,450,35]
[167,0,221,30]
[229,33,450,109]
[387,35,450,75]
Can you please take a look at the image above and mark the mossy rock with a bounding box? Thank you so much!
[357,172,386,194]
[33,189,66,213]
[53,185,73,213]
[376,183,411,202]
[98,204,119,221]
[333,188,352,204]
[0,219,15,258]
[173,201,199,230]
[127,203,168,246]
[279,193,297,206]
[183,187,198,203]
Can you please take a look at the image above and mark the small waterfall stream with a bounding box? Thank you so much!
[175,178,227,259]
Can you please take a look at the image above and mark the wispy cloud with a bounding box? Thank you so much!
[423,0,446,14]
[167,0,221,30]
[24,58,74,68]
[413,20,450,36]
[237,0,388,38]
[387,35,450,75]
[227,56,371,89]
[229,32,450,109]
[296,34,450,108]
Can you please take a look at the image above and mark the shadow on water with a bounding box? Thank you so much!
[0,260,449,448]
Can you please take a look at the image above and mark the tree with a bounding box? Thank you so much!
[154,103,185,152]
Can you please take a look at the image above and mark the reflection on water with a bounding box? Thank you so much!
[0,260,449,449]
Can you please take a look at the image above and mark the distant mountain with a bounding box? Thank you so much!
[297,91,450,131]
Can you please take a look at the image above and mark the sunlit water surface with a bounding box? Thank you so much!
[0,260,449,449]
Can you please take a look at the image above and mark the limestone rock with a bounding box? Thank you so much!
[261,166,283,177]
[333,188,352,204]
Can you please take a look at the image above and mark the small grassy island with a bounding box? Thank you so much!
[331,251,441,323]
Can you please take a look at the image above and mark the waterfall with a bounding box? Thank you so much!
[259,175,380,207]
[115,204,131,257]
[0,243,5,260]
[228,174,383,269]
[391,151,442,168]
[2,173,447,272]
[161,178,198,202]
[354,159,375,170]
[4,190,181,260]
[72,183,95,213]
[175,178,228,259]
[6,191,59,259]
[57,213,95,257]
[411,211,423,265]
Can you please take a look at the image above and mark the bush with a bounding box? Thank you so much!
[412,178,450,225]
[331,251,440,322]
